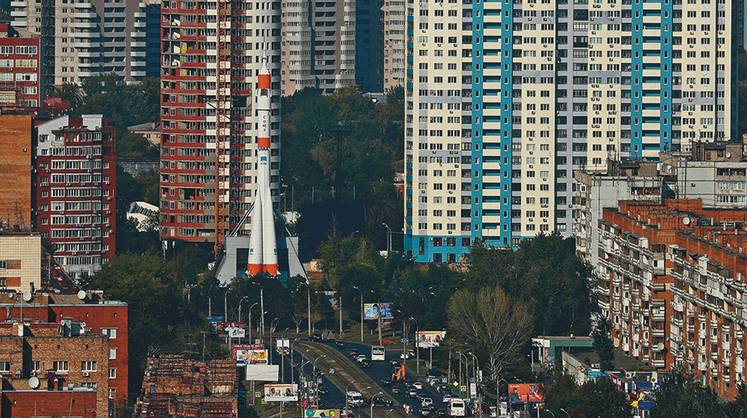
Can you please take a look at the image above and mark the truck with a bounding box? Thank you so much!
[346,391,365,407]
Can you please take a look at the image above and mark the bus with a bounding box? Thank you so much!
[371,345,385,361]
[448,399,467,417]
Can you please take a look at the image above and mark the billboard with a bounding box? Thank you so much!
[416,331,446,348]
[264,384,299,402]
[226,326,246,338]
[245,364,279,382]
[508,383,545,404]
[233,344,268,365]
[364,302,393,320]
[304,409,341,418]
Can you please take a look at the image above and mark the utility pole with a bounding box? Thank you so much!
[260,287,265,340]
[307,285,312,337]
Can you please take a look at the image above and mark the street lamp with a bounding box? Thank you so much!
[223,288,232,322]
[382,222,392,254]
[545,410,556,418]
[247,302,259,342]
[248,282,265,340]
[353,286,364,342]
[371,391,384,418]
[408,317,420,374]
[237,296,250,323]
[560,408,571,418]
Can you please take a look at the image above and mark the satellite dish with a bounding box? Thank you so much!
[683,216,691,226]
[77,290,87,300]
[22,292,32,302]
[28,376,40,389]
[657,342,665,352]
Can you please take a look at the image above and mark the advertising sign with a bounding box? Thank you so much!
[415,331,446,348]
[364,302,393,320]
[233,344,268,365]
[264,384,299,402]
[245,364,279,382]
[508,383,545,404]
[304,409,341,418]
[225,326,246,338]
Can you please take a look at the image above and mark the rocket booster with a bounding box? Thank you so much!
[247,57,279,277]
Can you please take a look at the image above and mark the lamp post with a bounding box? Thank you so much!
[223,288,232,322]
[237,296,250,323]
[382,222,392,254]
[371,391,384,418]
[560,409,571,418]
[353,286,364,342]
[247,302,259,343]
[409,317,420,374]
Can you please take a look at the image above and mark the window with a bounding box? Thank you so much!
[109,367,117,379]
[32,360,41,372]
[81,361,97,372]
[109,348,117,360]
[53,360,69,373]
[109,387,116,399]
[0,361,9,373]
[102,328,117,339]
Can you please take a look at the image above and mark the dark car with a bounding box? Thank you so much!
[391,385,401,395]
[420,405,433,416]
[371,396,393,407]
[390,360,400,367]
[380,379,392,386]
[335,340,345,347]
[407,388,418,398]
[348,350,359,359]
[360,361,371,369]
[434,407,448,416]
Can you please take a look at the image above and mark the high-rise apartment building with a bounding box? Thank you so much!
[10,0,161,92]
[33,115,117,279]
[382,0,405,90]
[159,0,281,247]
[404,0,744,262]
[281,0,383,95]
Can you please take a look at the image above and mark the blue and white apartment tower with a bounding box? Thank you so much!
[404,0,745,263]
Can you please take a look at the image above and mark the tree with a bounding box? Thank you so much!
[727,383,747,418]
[465,234,595,337]
[593,319,614,371]
[447,286,533,403]
[652,369,727,418]
[545,375,630,418]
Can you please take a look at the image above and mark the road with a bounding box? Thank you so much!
[293,340,404,417]
[322,340,451,416]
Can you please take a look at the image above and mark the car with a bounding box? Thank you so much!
[335,340,345,347]
[421,405,433,416]
[400,352,413,360]
[413,381,424,390]
[380,378,392,386]
[360,361,371,368]
[346,391,365,407]
[371,396,393,407]
[421,397,433,408]
[355,354,367,363]
[317,385,329,395]
[348,350,359,359]
[407,388,418,398]
[390,360,400,367]
[391,386,401,395]
[341,407,356,418]
[434,407,448,417]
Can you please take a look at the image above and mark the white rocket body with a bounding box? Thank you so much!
[247,59,279,277]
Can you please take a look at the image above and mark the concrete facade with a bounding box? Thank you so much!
[0,234,42,293]
[404,0,746,263]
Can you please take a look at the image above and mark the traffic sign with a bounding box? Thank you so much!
[400,338,410,344]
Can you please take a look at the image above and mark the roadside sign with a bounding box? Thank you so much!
[460,385,468,393]
[255,391,262,398]
[400,338,410,344]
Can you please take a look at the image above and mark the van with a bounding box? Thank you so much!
[448,399,467,417]
[346,391,365,407]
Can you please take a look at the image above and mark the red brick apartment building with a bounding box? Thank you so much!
[33,115,117,279]
[0,22,41,109]
[0,291,128,415]
[0,114,33,230]
[598,199,747,398]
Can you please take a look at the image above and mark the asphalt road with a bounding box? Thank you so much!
[323,340,450,416]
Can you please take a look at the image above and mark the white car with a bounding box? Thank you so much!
[346,391,365,407]
[355,354,367,363]
[413,381,423,390]
[400,352,413,360]
[421,397,433,407]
